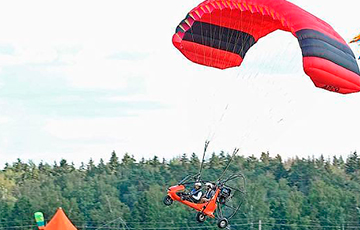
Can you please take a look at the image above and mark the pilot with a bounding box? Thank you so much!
[189,182,203,203]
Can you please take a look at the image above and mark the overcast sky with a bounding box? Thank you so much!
[0,0,359,167]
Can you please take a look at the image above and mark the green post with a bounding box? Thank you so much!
[34,212,45,228]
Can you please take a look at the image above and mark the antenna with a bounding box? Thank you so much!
[217,148,239,182]
[196,140,210,181]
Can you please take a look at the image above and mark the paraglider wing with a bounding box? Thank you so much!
[350,34,360,60]
[173,0,360,94]
[350,34,360,44]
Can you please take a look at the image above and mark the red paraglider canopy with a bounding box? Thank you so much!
[43,208,77,230]
[173,0,360,94]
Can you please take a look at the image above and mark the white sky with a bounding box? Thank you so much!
[0,0,359,167]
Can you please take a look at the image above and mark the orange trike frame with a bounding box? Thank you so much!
[167,184,219,218]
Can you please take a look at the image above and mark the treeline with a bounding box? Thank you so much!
[0,151,360,230]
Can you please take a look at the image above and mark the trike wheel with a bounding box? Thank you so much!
[217,218,228,228]
[196,212,206,223]
[163,195,173,206]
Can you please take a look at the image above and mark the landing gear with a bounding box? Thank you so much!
[217,218,228,229]
[196,212,206,223]
[163,195,173,206]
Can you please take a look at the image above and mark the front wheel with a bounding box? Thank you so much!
[217,218,228,229]
[196,212,206,223]
[163,195,173,206]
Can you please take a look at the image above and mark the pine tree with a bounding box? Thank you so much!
[333,156,339,168]
[108,151,120,172]
[273,156,287,180]
[97,158,107,174]
[209,152,220,169]
[190,153,200,166]
[316,154,325,168]
[338,155,345,169]
[121,153,136,166]
[260,151,270,165]
[151,156,160,167]
[345,152,359,174]
[180,153,189,167]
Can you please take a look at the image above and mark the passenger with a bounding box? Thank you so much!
[201,182,215,203]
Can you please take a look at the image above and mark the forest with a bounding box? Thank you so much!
[0,150,360,230]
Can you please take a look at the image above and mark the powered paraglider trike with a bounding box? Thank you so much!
[163,144,246,229]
